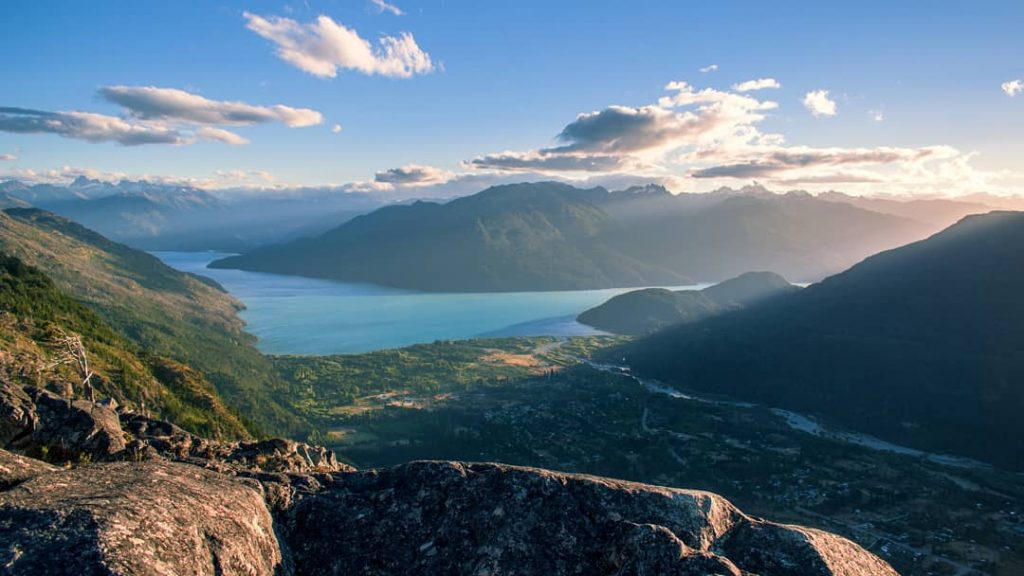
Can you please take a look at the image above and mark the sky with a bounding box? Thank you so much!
[1,0,1022,197]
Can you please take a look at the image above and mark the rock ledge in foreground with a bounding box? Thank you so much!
[0,452,897,576]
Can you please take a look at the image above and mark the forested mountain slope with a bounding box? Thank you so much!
[625,211,1024,470]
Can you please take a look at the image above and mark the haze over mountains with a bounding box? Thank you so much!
[211,181,1010,292]
[0,177,381,251]
[624,210,1024,471]
[3,176,1018,269]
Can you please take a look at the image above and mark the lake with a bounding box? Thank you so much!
[155,251,705,355]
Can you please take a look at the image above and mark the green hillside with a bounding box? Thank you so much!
[0,252,249,438]
[0,208,306,436]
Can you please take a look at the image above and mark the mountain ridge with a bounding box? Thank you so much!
[623,210,1024,470]
[213,181,938,291]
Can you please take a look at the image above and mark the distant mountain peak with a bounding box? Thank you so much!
[0,179,30,193]
[70,175,103,188]
[614,183,671,197]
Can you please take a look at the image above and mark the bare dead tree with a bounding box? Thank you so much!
[43,328,95,401]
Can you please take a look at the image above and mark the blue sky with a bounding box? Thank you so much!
[1,0,1022,196]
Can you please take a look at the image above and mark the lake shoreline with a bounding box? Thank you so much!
[155,251,699,355]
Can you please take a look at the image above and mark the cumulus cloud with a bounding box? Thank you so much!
[0,153,17,161]
[332,124,343,134]
[732,78,781,92]
[869,109,885,122]
[100,86,322,127]
[469,81,780,175]
[462,79,1008,195]
[370,0,404,16]
[374,164,455,185]
[1003,79,1023,97]
[803,89,837,116]
[0,107,188,146]
[554,105,717,154]
[549,83,777,156]
[243,12,433,78]
[700,64,718,73]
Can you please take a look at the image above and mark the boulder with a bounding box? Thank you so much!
[1,380,125,461]
[22,387,125,460]
[0,456,285,576]
[0,378,35,446]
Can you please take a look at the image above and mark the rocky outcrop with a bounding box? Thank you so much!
[0,378,897,576]
[280,461,898,576]
[0,378,346,475]
[0,457,284,575]
[0,452,897,576]
[121,412,345,474]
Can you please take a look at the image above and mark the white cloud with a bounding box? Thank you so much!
[803,89,837,117]
[470,82,779,175]
[196,127,250,146]
[243,12,433,78]
[1002,79,1023,97]
[555,105,723,154]
[462,79,1013,196]
[0,86,319,147]
[0,153,16,161]
[374,164,455,186]
[868,109,885,122]
[370,0,404,16]
[700,64,718,73]
[332,124,343,134]
[732,78,781,92]
[100,86,322,127]
[0,107,188,146]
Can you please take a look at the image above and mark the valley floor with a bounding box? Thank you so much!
[274,336,1024,576]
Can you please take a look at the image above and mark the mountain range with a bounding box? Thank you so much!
[623,210,1024,470]
[211,181,968,291]
[0,177,381,251]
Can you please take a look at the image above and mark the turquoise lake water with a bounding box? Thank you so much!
[155,251,704,355]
